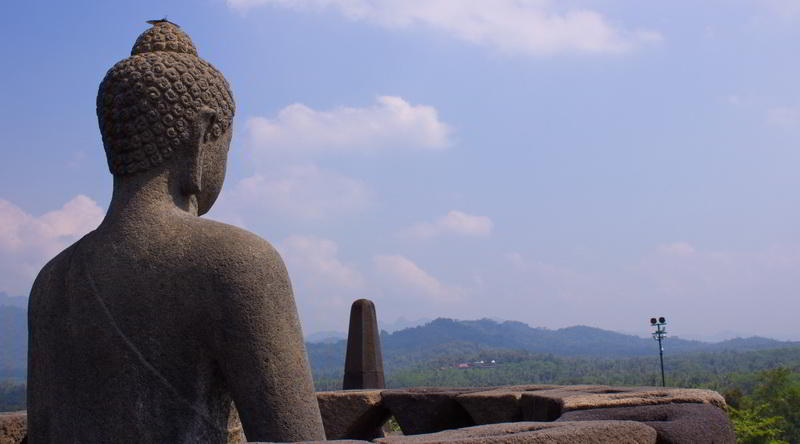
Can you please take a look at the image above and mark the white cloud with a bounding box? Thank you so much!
[402,210,493,239]
[0,195,104,295]
[373,254,460,301]
[227,0,661,55]
[762,0,800,17]
[246,96,451,155]
[767,106,800,129]
[726,95,742,106]
[657,241,696,256]
[278,235,366,333]
[280,235,365,290]
[217,165,371,222]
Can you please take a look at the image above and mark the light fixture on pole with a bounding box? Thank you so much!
[650,316,667,387]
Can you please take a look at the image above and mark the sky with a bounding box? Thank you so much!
[1,0,800,341]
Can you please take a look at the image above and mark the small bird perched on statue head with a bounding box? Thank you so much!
[146,18,179,27]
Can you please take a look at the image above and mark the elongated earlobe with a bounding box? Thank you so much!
[180,107,217,196]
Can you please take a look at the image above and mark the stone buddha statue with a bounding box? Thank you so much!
[27,21,326,443]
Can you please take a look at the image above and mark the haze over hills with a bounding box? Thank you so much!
[3,304,798,378]
[0,293,26,309]
[305,316,433,343]
[306,318,799,374]
[0,305,26,378]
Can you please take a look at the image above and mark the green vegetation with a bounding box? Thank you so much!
[726,367,800,444]
[313,346,800,391]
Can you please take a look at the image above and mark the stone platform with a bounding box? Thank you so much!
[0,384,735,443]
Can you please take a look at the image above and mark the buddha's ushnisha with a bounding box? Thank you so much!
[27,21,326,443]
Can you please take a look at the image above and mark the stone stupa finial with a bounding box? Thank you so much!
[132,19,197,56]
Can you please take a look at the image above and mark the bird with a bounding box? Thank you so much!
[146,18,179,27]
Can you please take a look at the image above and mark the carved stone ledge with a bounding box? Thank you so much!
[0,412,26,444]
[374,421,657,444]
[317,390,390,440]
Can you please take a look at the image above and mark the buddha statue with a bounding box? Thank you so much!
[27,21,326,443]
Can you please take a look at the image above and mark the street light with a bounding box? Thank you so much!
[650,316,667,387]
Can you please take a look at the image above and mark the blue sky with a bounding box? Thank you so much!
[2,0,799,340]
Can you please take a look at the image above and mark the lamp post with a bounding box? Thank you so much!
[650,317,667,387]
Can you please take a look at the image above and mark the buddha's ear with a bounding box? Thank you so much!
[180,107,217,196]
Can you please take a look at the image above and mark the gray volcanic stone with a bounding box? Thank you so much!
[455,385,556,424]
[26,21,324,444]
[557,403,735,444]
[343,299,385,390]
[248,441,370,444]
[519,386,726,421]
[0,412,26,444]
[381,388,481,435]
[227,407,246,443]
[375,421,657,444]
[0,409,245,444]
[317,390,390,440]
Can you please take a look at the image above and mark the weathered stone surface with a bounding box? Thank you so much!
[343,299,385,390]
[381,388,481,435]
[0,412,26,444]
[519,385,726,420]
[455,385,556,424]
[317,390,391,440]
[557,403,736,444]
[26,20,325,444]
[248,441,370,444]
[0,409,243,444]
[375,421,657,444]
[228,407,246,444]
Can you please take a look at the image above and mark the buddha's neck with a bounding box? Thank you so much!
[102,171,198,228]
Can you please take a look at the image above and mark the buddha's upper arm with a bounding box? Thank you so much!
[204,233,320,439]
[209,234,302,356]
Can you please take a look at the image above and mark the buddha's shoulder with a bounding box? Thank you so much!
[185,217,284,266]
[30,236,89,300]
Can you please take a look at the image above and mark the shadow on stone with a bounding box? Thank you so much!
[375,421,657,444]
[317,390,391,441]
[556,403,735,444]
[381,388,481,436]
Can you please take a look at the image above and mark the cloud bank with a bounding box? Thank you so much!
[218,165,371,222]
[374,254,461,302]
[0,195,104,295]
[246,96,451,155]
[228,0,661,55]
[403,210,493,239]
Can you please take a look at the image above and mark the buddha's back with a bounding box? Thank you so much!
[28,221,235,443]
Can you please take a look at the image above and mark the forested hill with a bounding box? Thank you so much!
[306,318,798,374]
[3,309,797,377]
[0,306,26,378]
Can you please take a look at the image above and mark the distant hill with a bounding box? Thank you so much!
[306,318,799,375]
[2,309,797,379]
[305,316,432,344]
[0,306,26,378]
[306,330,347,344]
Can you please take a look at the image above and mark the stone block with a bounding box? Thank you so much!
[375,421,657,444]
[557,403,735,444]
[0,412,26,444]
[317,390,390,440]
[455,385,556,424]
[381,388,481,435]
[519,385,726,420]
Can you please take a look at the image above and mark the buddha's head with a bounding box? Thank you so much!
[96,21,235,215]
